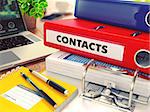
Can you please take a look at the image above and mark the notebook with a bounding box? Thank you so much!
[0,66,78,112]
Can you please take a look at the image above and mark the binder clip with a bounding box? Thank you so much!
[80,59,149,112]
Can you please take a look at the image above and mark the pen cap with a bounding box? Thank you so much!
[47,80,68,95]
[29,69,48,82]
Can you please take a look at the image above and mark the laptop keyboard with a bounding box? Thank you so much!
[0,35,33,51]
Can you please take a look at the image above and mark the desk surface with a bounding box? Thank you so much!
[45,71,150,112]
[0,1,149,111]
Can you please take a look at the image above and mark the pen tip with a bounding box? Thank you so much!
[54,104,57,108]
[29,69,32,72]
[64,90,69,95]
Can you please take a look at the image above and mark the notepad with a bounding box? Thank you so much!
[0,67,78,112]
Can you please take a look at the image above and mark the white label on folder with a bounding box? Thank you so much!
[2,86,41,110]
[46,30,125,61]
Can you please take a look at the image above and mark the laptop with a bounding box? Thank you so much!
[0,0,58,71]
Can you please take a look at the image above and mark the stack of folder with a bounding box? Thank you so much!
[43,0,150,111]
[44,0,150,105]
[44,1,149,79]
[44,1,150,74]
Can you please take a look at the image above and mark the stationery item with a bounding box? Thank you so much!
[2,85,42,110]
[80,60,150,112]
[41,13,72,21]
[29,69,68,95]
[44,19,150,75]
[74,0,150,32]
[21,73,57,108]
[0,67,78,112]
[46,51,150,97]
[80,81,149,112]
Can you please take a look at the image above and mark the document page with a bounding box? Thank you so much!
[2,85,41,110]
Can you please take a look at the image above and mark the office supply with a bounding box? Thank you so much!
[44,19,150,75]
[80,61,149,112]
[41,13,72,21]
[46,51,150,97]
[21,73,57,108]
[29,69,68,95]
[0,0,58,71]
[0,66,78,112]
[2,85,42,110]
[75,0,150,32]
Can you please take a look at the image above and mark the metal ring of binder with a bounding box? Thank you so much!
[80,60,148,112]
[111,69,139,109]
[82,59,95,93]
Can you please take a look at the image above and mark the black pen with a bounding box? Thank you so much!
[29,69,68,95]
[21,72,57,108]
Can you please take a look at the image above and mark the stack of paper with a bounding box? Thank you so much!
[46,51,150,98]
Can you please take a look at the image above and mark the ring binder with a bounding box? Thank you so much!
[44,19,150,76]
[82,59,94,93]
[80,60,149,112]
[75,0,150,32]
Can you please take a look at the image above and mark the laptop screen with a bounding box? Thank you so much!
[0,0,26,37]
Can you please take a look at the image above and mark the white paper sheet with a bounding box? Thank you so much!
[2,85,41,110]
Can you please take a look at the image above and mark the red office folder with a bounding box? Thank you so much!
[44,19,150,77]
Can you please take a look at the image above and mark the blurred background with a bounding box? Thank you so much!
[46,0,76,14]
